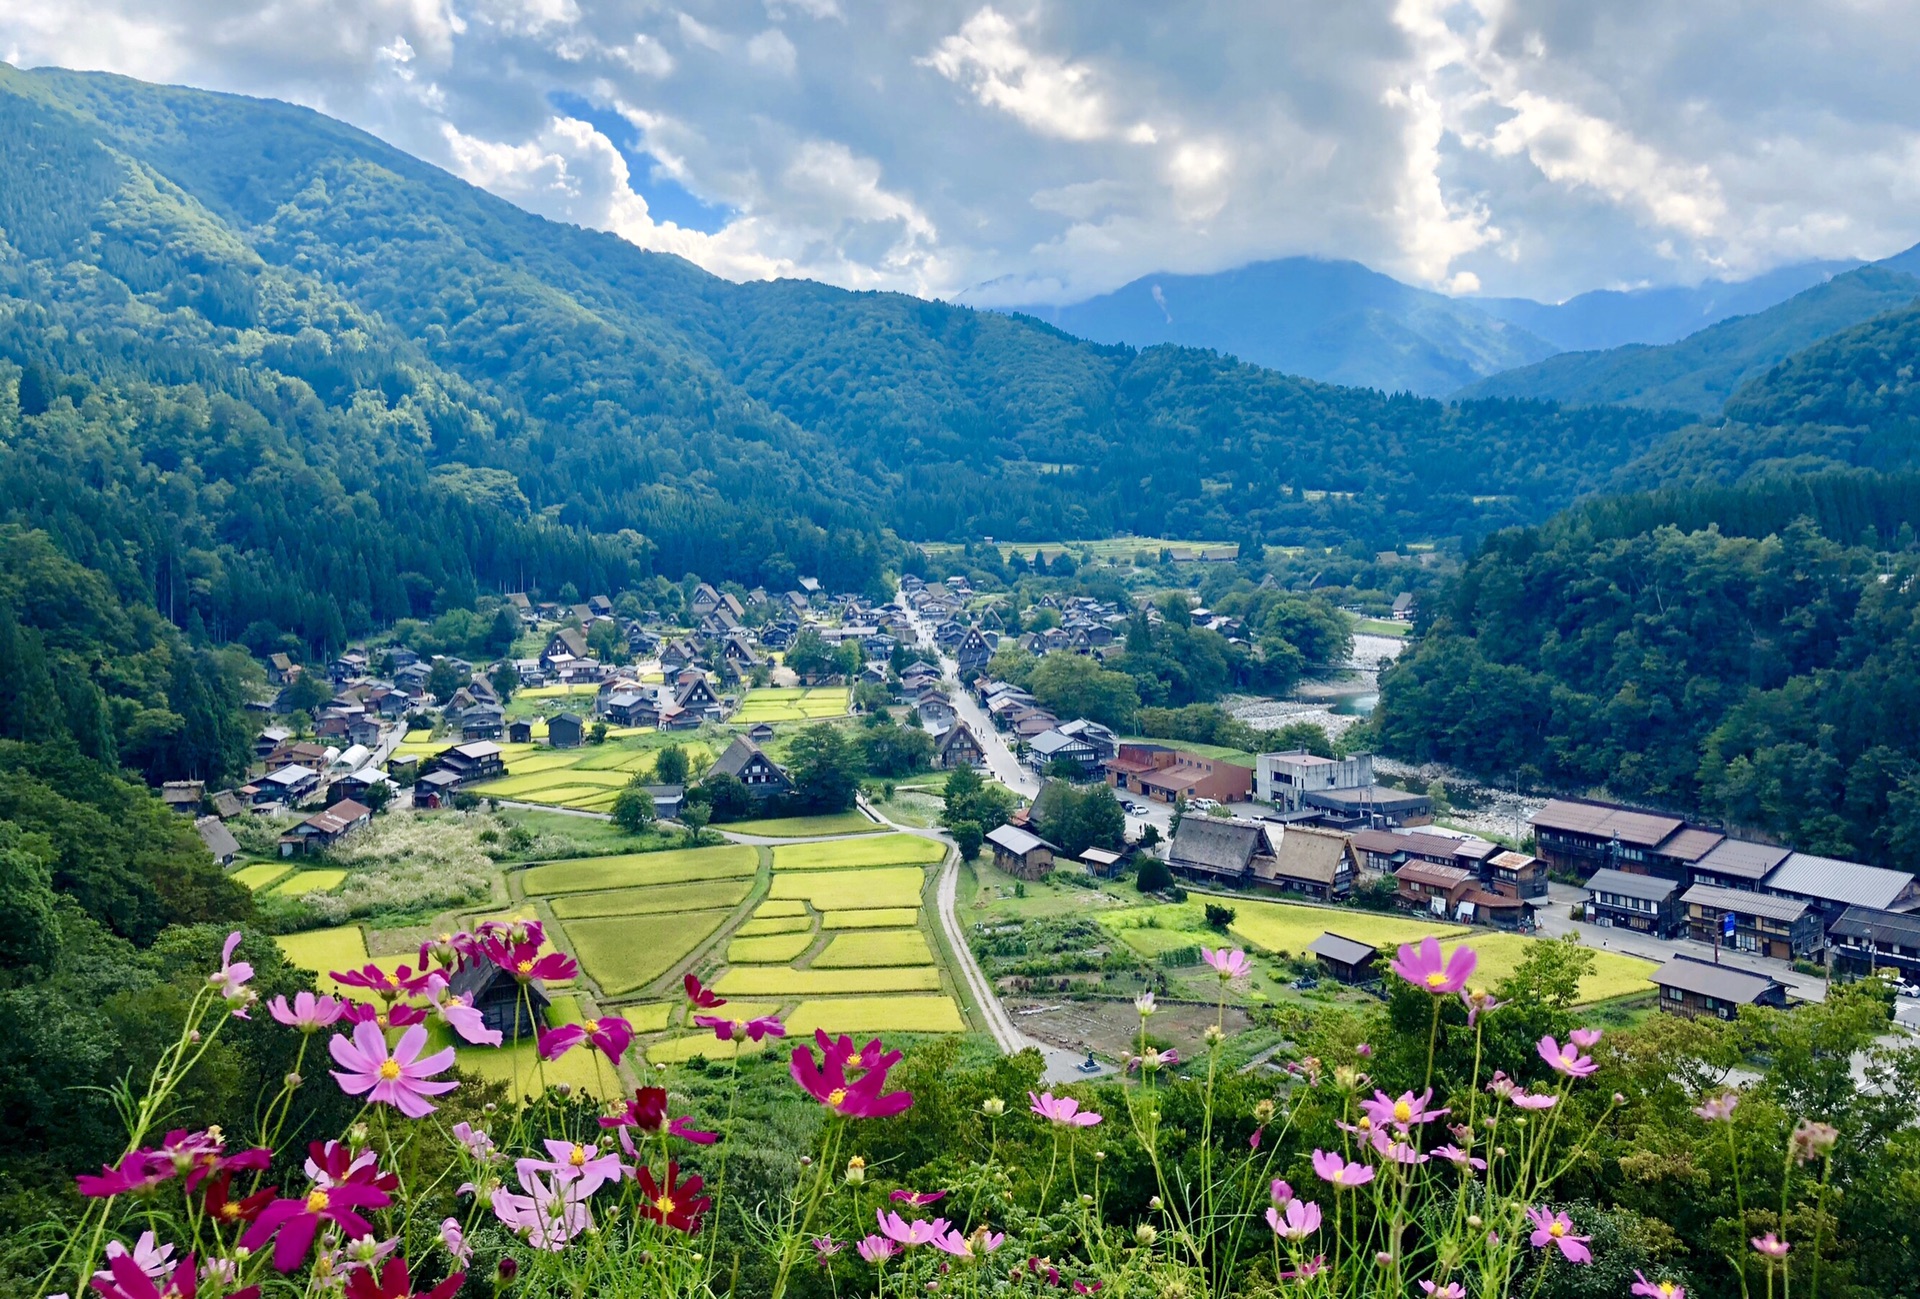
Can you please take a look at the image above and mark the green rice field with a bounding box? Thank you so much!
[520,845,757,895]
[769,868,926,911]
[713,966,943,997]
[448,996,613,1100]
[735,915,814,936]
[645,1035,772,1065]
[771,834,946,871]
[726,931,818,963]
[271,869,348,896]
[731,687,851,723]
[752,900,809,918]
[566,910,732,997]
[231,863,292,891]
[812,930,934,968]
[548,878,754,919]
[1444,933,1657,1003]
[621,1003,674,1033]
[822,908,923,929]
[727,812,885,838]
[785,995,966,1035]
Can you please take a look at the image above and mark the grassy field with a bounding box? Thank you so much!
[276,926,368,979]
[520,845,758,895]
[770,868,926,911]
[423,735,716,813]
[813,930,934,967]
[785,996,965,1034]
[822,908,923,929]
[713,966,944,997]
[771,834,946,871]
[565,910,732,997]
[727,931,817,963]
[1445,934,1658,1003]
[623,1003,675,1033]
[1220,900,1471,957]
[735,915,814,936]
[548,878,753,919]
[732,687,851,723]
[727,812,885,838]
[231,863,292,891]
[751,900,809,918]
[1351,617,1411,638]
[271,869,348,896]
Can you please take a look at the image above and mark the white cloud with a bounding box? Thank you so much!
[920,7,1151,145]
[746,28,797,74]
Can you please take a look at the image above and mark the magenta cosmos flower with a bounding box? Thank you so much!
[480,936,578,983]
[1030,1091,1102,1127]
[1420,1283,1465,1299]
[694,1013,787,1044]
[890,1189,946,1207]
[931,1226,1005,1259]
[242,1176,392,1272]
[268,991,347,1033]
[1311,1149,1375,1188]
[1267,1199,1321,1240]
[1538,1035,1599,1078]
[684,972,725,1008]
[537,1015,634,1065]
[1634,1272,1686,1299]
[1527,1208,1592,1263]
[328,1021,458,1118]
[791,1041,913,1118]
[1201,947,1250,979]
[1390,936,1476,994]
[876,1209,950,1246]
[93,1251,261,1299]
[1360,1088,1447,1132]
[856,1235,900,1264]
[330,963,432,1001]
[76,1152,173,1199]
[1694,1093,1739,1121]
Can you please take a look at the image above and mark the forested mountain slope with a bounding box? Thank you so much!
[1457,266,1920,414]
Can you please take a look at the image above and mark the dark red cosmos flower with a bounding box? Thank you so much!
[203,1170,277,1227]
[91,1251,259,1299]
[76,1153,172,1199]
[684,972,725,1008]
[340,1001,428,1030]
[480,937,578,983]
[306,1139,400,1193]
[636,1161,710,1234]
[791,1039,913,1119]
[343,1258,465,1299]
[600,1086,670,1134]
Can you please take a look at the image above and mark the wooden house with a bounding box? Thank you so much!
[711,737,791,800]
[986,824,1056,880]
[449,960,549,1040]
[1650,955,1787,1020]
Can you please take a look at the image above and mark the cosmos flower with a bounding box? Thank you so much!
[76,1153,172,1199]
[339,1001,428,1031]
[98,1233,175,1285]
[890,1189,947,1207]
[1510,1089,1559,1110]
[684,972,725,1008]
[856,1236,900,1264]
[440,1218,472,1268]
[91,1251,258,1299]
[268,991,347,1033]
[1389,937,1476,995]
[636,1161,710,1234]
[693,1013,787,1044]
[1310,1150,1375,1188]
[931,1226,1006,1259]
[202,1171,277,1228]
[791,1041,913,1118]
[1632,1271,1685,1299]
[491,1169,594,1251]
[1201,947,1250,979]
[329,964,431,1001]
[1359,1088,1447,1132]
[209,932,257,1017]
[341,1257,465,1299]
[422,974,502,1048]
[1694,1093,1739,1122]
[1751,1234,1790,1259]
[1369,1130,1429,1164]
[537,1015,634,1065]
[1431,1144,1487,1171]
[479,937,577,984]
[516,1139,623,1197]
[1029,1092,1102,1127]
[876,1210,950,1247]
[1460,989,1502,1025]
[1266,1199,1321,1240]
[1537,1036,1598,1078]
[328,1022,457,1119]
[1526,1208,1592,1263]
[1420,1283,1465,1299]
[242,1173,393,1272]
[1135,991,1156,1015]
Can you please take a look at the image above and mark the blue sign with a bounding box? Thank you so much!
[1723,911,1737,940]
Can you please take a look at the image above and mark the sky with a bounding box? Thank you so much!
[3,0,1918,305]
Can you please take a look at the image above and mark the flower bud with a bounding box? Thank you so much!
[1136,1224,1158,1246]
[189,1030,202,1044]
[1613,1092,1627,1106]
[1080,1194,1094,1206]
[1254,1099,1275,1123]
[497,1257,519,1282]
[799,1156,813,1168]
[1467,1215,1482,1228]
[981,1097,1006,1117]
[285,1072,303,1089]
[555,1082,572,1097]
[845,1156,866,1184]
[484,1102,498,1114]
[1094,1150,1106,1162]
[1204,1024,1225,1046]
[1149,1196,1163,1211]
[1375,1252,1392,1266]
[348,1123,369,1147]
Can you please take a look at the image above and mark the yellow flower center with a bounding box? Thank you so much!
[1357,1116,1372,1130]
[570,1145,588,1167]
[517,959,534,974]
[848,1157,866,1170]
[1549,1222,1565,1238]
[306,1189,330,1214]
[1394,1101,1413,1124]
[1424,971,1448,988]
[219,1202,241,1220]
[655,1195,676,1216]
[375,1012,389,1027]
[1659,1285,1676,1297]
[732,1020,747,1035]
[378,1058,402,1081]
[584,1019,599,1033]
[827,1087,849,1109]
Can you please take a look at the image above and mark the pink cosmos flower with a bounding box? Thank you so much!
[1538,1035,1598,1078]
[693,1013,788,1044]
[209,932,257,1018]
[268,991,347,1033]
[453,1123,499,1163]
[98,1232,176,1284]
[441,1217,472,1267]
[1369,1130,1430,1164]
[92,1251,259,1299]
[537,1015,634,1064]
[890,1189,947,1207]
[1030,1091,1102,1127]
[1310,1149,1375,1188]
[419,933,464,970]
[1752,1234,1790,1259]
[480,937,578,984]
[1266,1199,1321,1240]
[812,1237,842,1260]
[76,1153,172,1199]
[328,1021,458,1118]
[1420,1283,1465,1299]
[1633,1271,1685,1299]
[791,1041,914,1118]
[1460,989,1502,1025]
[1432,1144,1487,1171]
[1282,1257,1325,1281]
[492,1169,595,1251]
[1694,1093,1739,1121]
[1271,1179,1294,1205]
[1510,1089,1559,1110]
[242,1175,392,1272]
[423,974,503,1047]
[518,1139,623,1196]
[931,1226,1006,1259]
[339,1001,428,1031]
[1360,1088,1447,1132]
[1389,936,1476,994]
[876,1209,950,1246]
[1569,1027,1602,1048]
[857,1236,901,1264]
[1526,1208,1592,1263]
[1201,947,1250,979]
[330,963,431,1001]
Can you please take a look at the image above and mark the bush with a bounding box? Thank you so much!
[1204,902,1236,931]
[950,820,983,861]
[1136,856,1174,893]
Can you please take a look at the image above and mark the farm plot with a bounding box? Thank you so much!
[1447,934,1657,1004]
[813,930,934,968]
[727,812,885,838]
[735,915,813,936]
[1217,899,1468,958]
[231,864,292,891]
[727,931,818,964]
[732,688,851,723]
[275,927,420,999]
[549,878,753,920]
[770,868,926,912]
[272,870,347,896]
[713,966,943,997]
[521,845,757,895]
[451,737,712,812]
[753,900,809,918]
[771,834,945,871]
[786,996,965,1035]
[565,910,732,997]
[823,909,922,929]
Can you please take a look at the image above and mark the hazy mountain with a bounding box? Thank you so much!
[1001,258,1560,396]
[1455,265,1920,414]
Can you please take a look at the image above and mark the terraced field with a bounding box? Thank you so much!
[769,867,926,911]
[726,931,818,963]
[549,878,753,919]
[231,863,292,891]
[726,812,885,838]
[813,929,935,967]
[732,687,851,723]
[391,733,713,813]
[823,908,922,929]
[713,966,944,996]
[271,869,348,896]
[771,834,946,870]
[568,911,733,997]
[786,996,966,1034]
[520,845,757,894]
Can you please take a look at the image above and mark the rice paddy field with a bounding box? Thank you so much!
[271,869,348,896]
[771,834,947,870]
[274,926,423,999]
[566,911,734,997]
[823,908,923,929]
[726,812,885,838]
[735,915,813,936]
[786,996,966,1034]
[769,867,927,911]
[519,845,757,894]
[388,732,711,813]
[447,995,615,1101]
[548,878,753,919]
[726,931,818,963]
[231,863,292,891]
[731,687,851,723]
[813,930,935,967]
[713,966,944,997]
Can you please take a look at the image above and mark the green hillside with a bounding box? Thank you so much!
[1457,265,1920,414]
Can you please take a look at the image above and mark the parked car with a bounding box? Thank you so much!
[1188,798,1221,812]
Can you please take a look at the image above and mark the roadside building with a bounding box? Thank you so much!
[986,824,1057,880]
[279,799,373,856]
[1299,785,1433,831]
[710,736,792,801]
[1761,852,1920,926]
[1255,751,1375,811]
[1530,799,1687,878]
[1584,868,1685,938]
[1254,824,1358,901]
[1690,839,1791,891]
[1308,932,1380,985]
[1681,884,1824,960]
[1828,907,1920,984]
[1650,955,1788,1020]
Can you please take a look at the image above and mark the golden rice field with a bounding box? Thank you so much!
[785,996,966,1035]
[231,863,292,891]
[735,915,814,936]
[731,687,851,723]
[447,996,615,1101]
[566,910,733,997]
[823,908,924,929]
[812,929,935,968]
[547,878,753,919]
[645,1035,772,1065]
[713,966,943,997]
[520,845,757,895]
[726,931,818,964]
[771,834,946,871]
[769,868,926,911]
[752,900,809,918]
[1442,934,1658,1003]
[271,869,348,896]
[622,1003,675,1033]
[726,812,886,838]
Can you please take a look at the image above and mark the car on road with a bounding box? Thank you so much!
[1187,798,1221,812]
